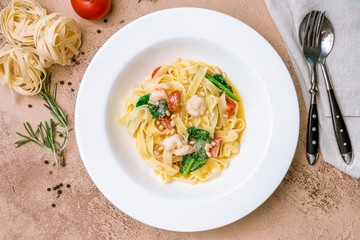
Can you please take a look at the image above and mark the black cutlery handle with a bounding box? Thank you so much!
[327,89,352,154]
[307,95,319,165]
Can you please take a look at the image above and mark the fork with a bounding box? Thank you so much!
[300,11,325,165]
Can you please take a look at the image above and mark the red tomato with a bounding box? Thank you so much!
[158,116,173,130]
[226,98,236,116]
[167,90,180,113]
[71,0,111,20]
[209,138,222,158]
[151,66,161,79]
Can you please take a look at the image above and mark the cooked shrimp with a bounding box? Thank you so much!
[162,134,196,156]
[186,95,206,116]
[149,90,167,104]
[154,83,171,90]
[148,83,171,104]
[173,144,196,156]
[162,134,184,151]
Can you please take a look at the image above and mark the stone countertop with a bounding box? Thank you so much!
[0,0,359,239]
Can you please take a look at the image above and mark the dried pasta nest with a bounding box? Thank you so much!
[0,0,46,47]
[0,44,46,95]
[34,13,81,66]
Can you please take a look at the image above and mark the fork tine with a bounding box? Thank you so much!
[310,11,320,47]
[302,12,312,47]
[315,11,325,47]
[304,11,316,47]
[302,12,313,47]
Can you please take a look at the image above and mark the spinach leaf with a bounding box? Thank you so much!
[148,99,171,119]
[136,94,150,107]
[180,153,196,176]
[187,127,211,145]
[214,74,233,93]
[180,149,209,176]
[136,94,171,119]
[205,74,240,102]
[180,127,211,177]
[189,149,208,172]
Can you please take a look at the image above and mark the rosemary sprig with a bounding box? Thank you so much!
[15,72,70,167]
[15,120,57,159]
[38,73,70,153]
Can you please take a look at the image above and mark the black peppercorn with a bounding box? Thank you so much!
[58,190,62,194]
[68,82,72,86]
[59,183,63,187]
[51,203,56,207]
[60,81,64,85]
[103,19,108,23]
[52,187,56,190]
[28,104,32,108]
[66,184,71,188]
[97,29,101,33]
[44,160,49,164]
[47,188,51,191]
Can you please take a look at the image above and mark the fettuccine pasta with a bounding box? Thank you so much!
[118,59,245,184]
[34,13,81,66]
[0,44,46,95]
[0,0,82,97]
[0,0,46,47]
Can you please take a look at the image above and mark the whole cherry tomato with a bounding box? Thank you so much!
[71,0,111,20]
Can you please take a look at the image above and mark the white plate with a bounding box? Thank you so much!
[75,8,299,232]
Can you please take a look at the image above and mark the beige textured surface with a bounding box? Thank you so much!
[0,0,359,239]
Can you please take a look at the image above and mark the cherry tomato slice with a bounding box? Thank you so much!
[226,98,236,116]
[167,90,180,113]
[151,66,161,79]
[158,116,173,130]
[209,138,222,158]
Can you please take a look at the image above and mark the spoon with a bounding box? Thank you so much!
[318,14,353,164]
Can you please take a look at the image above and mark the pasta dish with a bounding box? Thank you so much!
[117,59,245,184]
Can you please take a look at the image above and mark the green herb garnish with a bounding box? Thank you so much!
[15,73,70,167]
[136,94,150,107]
[187,126,211,145]
[15,120,57,159]
[136,94,171,119]
[148,99,171,119]
[180,149,209,176]
[205,74,240,101]
[180,127,211,177]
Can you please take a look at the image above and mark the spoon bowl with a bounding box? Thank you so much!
[319,16,334,62]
